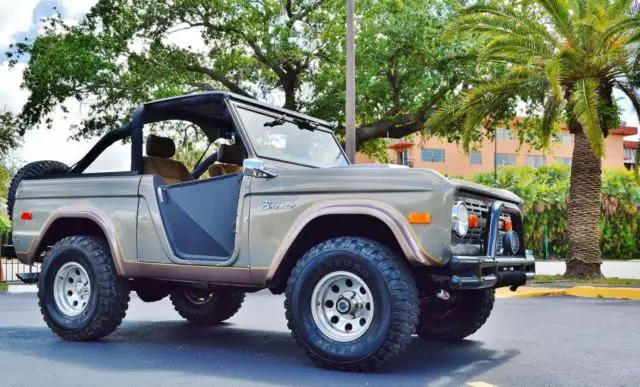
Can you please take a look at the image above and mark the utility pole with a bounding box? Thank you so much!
[345,0,356,163]
[494,126,498,185]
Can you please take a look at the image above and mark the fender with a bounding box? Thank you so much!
[19,208,128,274]
[265,200,443,283]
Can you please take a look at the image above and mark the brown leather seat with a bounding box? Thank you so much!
[208,144,245,177]
[143,135,194,185]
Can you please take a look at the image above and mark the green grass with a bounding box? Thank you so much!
[0,282,7,292]
[535,274,640,287]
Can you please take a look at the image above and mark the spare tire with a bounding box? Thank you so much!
[7,161,69,220]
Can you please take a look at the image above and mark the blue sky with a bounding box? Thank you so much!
[0,0,637,168]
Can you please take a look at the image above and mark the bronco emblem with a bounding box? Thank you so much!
[261,201,296,210]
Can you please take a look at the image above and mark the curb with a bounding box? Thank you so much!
[497,286,640,300]
[6,284,38,293]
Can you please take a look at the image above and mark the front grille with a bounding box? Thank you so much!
[451,196,523,256]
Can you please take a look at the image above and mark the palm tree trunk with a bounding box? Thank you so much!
[564,125,604,279]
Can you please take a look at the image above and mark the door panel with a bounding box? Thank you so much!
[158,173,243,261]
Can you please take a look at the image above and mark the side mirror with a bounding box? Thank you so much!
[243,158,277,178]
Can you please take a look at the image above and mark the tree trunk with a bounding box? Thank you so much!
[564,125,604,279]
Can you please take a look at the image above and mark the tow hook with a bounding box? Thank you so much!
[435,289,450,301]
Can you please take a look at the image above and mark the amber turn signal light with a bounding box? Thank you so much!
[20,212,33,220]
[468,214,479,229]
[408,212,431,224]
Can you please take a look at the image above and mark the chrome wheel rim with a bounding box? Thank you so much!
[311,271,374,342]
[53,262,91,317]
[184,289,213,305]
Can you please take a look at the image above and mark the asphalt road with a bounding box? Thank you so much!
[1,292,639,387]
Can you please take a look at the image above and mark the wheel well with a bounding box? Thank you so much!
[33,217,108,262]
[268,214,404,293]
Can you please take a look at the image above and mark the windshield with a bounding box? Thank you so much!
[235,106,349,168]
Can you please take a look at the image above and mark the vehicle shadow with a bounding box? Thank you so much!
[0,321,519,385]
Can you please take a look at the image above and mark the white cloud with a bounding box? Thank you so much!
[59,0,97,20]
[0,57,128,171]
[0,62,29,112]
[162,23,207,52]
[0,0,41,46]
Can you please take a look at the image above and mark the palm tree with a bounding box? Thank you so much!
[429,0,640,278]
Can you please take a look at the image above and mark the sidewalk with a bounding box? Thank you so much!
[536,260,640,279]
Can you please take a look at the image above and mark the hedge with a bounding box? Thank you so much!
[470,165,640,260]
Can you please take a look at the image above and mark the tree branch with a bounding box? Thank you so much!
[353,80,459,147]
[185,64,254,97]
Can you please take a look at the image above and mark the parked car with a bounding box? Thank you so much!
[2,91,534,371]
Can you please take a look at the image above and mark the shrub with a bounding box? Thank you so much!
[469,165,640,260]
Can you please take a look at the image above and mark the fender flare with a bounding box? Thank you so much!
[265,200,442,282]
[21,208,127,275]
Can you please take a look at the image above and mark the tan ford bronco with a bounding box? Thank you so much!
[2,91,534,371]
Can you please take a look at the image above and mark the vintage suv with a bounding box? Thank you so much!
[2,91,534,371]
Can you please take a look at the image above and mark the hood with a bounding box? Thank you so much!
[449,178,523,205]
[256,163,522,204]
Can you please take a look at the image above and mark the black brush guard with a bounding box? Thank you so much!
[448,200,535,290]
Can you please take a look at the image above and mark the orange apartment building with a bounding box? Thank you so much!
[357,126,638,176]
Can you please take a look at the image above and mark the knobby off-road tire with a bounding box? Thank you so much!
[38,236,130,341]
[285,237,419,372]
[416,289,495,342]
[170,288,245,325]
[7,160,69,220]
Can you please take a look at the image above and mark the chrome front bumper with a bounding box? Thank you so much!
[448,200,536,290]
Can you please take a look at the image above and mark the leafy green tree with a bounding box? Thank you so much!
[0,110,20,157]
[6,0,489,156]
[429,0,640,278]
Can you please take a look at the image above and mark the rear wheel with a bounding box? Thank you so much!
[170,287,245,325]
[416,289,495,341]
[7,160,69,220]
[38,236,130,341]
[285,237,419,371]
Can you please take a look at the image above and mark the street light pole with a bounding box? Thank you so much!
[345,0,356,163]
[494,126,498,185]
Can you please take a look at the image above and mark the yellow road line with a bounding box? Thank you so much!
[496,286,640,300]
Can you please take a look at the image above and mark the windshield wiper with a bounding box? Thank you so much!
[264,115,286,127]
[293,118,318,131]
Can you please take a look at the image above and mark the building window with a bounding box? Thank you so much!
[525,155,546,168]
[421,148,445,163]
[555,157,572,166]
[397,150,411,166]
[470,152,482,165]
[496,128,515,140]
[554,132,573,145]
[495,153,516,166]
[624,148,636,164]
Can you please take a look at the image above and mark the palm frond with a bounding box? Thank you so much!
[460,4,554,42]
[572,78,604,157]
[542,94,562,146]
[537,0,574,38]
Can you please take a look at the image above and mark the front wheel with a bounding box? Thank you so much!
[38,236,130,341]
[416,289,495,342]
[285,237,419,371]
[170,288,245,325]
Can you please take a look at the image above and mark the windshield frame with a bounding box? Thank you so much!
[228,101,349,168]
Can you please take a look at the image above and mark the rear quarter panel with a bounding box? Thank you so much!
[12,175,141,264]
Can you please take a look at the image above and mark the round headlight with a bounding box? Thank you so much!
[451,202,469,237]
[503,231,521,255]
